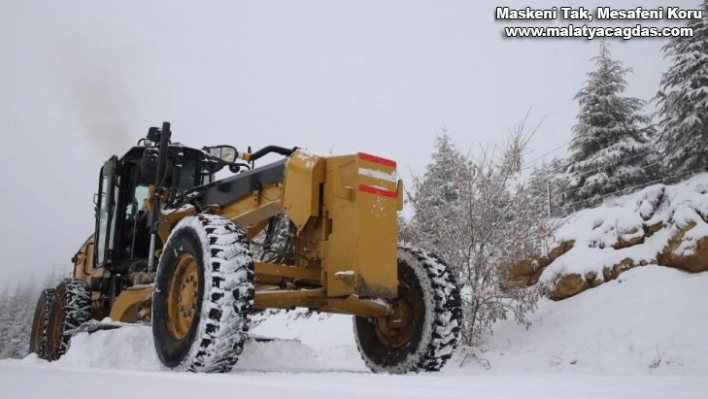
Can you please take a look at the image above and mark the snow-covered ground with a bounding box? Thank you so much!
[2,265,706,398]
[480,266,708,375]
[541,173,708,287]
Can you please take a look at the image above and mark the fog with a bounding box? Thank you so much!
[0,0,679,284]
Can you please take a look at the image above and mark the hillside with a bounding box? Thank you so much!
[512,173,708,300]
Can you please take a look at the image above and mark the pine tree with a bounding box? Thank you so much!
[409,132,470,264]
[527,157,570,217]
[0,274,57,359]
[0,285,10,357]
[0,279,36,359]
[656,1,708,176]
[566,41,659,210]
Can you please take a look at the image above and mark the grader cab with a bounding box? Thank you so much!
[29,122,462,373]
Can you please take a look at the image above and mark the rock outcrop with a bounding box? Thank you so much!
[514,177,708,300]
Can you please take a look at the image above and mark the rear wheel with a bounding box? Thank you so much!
[152,214,254,373]
[354,246,462,373]
[29,288,55,359]
[45,279,92,361]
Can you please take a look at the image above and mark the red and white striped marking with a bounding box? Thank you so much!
[358,184,397,199]
[358,152,397,168]
[357,153,398,198]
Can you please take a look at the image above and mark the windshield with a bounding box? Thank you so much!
[177,161,196,194]
[96,173,111,264]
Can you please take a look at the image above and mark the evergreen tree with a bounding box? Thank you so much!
[409,132,469,264]
[0,273,59,359]
[0,279,36,359]
[527,157,570,217]
[0,285,10,357]
[566,42,659,210]
[656,1,708,176]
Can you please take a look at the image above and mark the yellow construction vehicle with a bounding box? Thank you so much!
[29,122,462,373]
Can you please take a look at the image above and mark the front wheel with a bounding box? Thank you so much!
[354,246,462,373]
[45,279,92,361]
[152,214,255,373]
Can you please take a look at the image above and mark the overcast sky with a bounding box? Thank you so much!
[0,0,689,284]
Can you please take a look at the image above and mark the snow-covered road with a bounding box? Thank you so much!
[2,363,706,399]
[2,266,707,399]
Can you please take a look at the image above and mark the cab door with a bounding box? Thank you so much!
[94,157,117,268]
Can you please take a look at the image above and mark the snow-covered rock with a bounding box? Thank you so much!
[535,173,708,299]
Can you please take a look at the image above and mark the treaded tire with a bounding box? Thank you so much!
[354,245,462,373]
[45,279,92,361]
[152,214,254,373]
[29,288,55,359]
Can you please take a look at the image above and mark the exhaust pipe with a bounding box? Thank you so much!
[148,122,171,272]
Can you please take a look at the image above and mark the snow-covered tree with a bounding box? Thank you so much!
[656,1,708,177]
[0,280,36,359]
[0,285,10,357]
[408,125,554,345]
[397,215,413,244]
[527,157,570,217]
[407,132,470,263]
[566,42,660,210]
[0,269,64,360]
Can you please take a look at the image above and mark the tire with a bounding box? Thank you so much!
[152,214,254,373]
[354,245,462,373]
[29,288,55,359]
[45,279,92,361]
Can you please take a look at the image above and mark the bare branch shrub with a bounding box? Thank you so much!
[408,121,555,345]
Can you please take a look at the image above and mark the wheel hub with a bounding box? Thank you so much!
[373,281,417,348]
[166,253,199,340]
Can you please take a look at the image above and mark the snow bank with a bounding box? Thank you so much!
[54,324,162,371]
[247,310,367,371]
[12,310,364,373]
[538,173,708,297]
[43,323,334,373]
[473,266,708,375]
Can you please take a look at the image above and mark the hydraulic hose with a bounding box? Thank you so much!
[248,145,295,161]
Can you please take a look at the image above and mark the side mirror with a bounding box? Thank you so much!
[141,148,159,183]
[205,145,238,163]
[146,126,161,143]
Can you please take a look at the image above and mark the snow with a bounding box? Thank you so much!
[358,167,398,183]
[478,266,708,375]
[2,365,704,399]
[294,150,318,169]
[541,172,708,285]
[2,265,707,398]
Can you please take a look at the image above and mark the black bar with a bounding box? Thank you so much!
[250,145,295,161]
[155,121,172,188]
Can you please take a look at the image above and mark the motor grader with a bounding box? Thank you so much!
[29,122,462,373]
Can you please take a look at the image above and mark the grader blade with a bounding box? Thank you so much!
[71,320,125,335]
